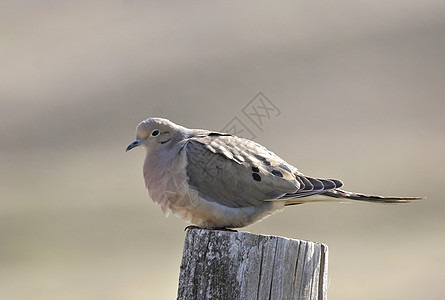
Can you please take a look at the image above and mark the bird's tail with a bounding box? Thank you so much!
[283,188,424,206]
[321,189,425,203]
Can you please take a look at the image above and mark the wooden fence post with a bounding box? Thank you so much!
[177,228,328,300]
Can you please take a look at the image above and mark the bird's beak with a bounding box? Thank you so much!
[126,139,143,152]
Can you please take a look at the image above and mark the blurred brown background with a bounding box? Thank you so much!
[1,1,444,299]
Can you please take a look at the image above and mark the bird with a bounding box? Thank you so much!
[126,117,423,229]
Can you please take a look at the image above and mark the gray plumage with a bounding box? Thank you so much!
[126,117,423,228]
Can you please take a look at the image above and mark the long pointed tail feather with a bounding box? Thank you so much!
[322,189,425,203]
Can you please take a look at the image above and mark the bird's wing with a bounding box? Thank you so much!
[184,134,342,208]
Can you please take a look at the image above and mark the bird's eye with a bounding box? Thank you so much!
[151,129,160,137]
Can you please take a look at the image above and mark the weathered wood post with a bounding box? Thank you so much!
[177,228,328,300]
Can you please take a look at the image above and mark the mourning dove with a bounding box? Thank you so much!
[126,117,422,229]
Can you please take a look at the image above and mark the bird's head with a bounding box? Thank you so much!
[126,117,180,152]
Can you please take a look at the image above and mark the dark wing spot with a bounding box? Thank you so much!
[255,154,271,166]
[251,166,259,173]
[252,173,261,181]
[271,170,283,177]
[208,132,232,137]
[278,163,292,172]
